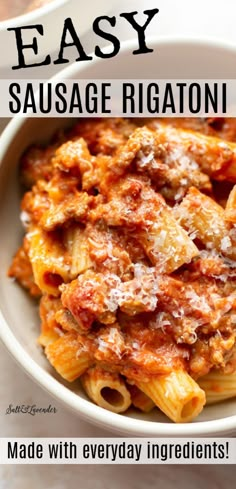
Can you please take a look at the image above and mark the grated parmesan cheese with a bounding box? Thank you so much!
[220,236,232,252]
[20,210,31,229]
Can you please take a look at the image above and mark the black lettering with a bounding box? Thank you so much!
[222,83,227,113]
[39,83,52,113]
[54,17,92,65]
[101,83,111,113]
[204,443,212,459]
[97,445,105,458]
[93,16,120,58]
[83,444,90,459]
[189,83,201,113]
[55,83,67,113]
[205,83,218,113]
[26,442,43,459]
[36,445,43,459]
[218,444,226,459]
[90,444,97,459]
[8,25,50,69]
[147,441,151,458]
[23,83,37,113]
[147,83,159,113]
[175,445,182,458]
[85,83,98,113]
[48,444,58,459]
[123,83,135,113]
[212,442,218,459]
[176,82,186,113]
[9,83,21,113]
[19,445,27,458]
[162,83,176,113]
[196,444,203,458]
[168,444,174,460]
[138,82,143,113]
[160,444,168,462]
[69,84,83,113]
[120,9,159,54]
[8,442,18,459]
[8,442,43,459]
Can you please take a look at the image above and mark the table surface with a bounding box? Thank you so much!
[1,0,236,486]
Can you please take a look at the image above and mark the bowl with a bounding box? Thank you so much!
[1,38,236,436]
[0,0,115,70]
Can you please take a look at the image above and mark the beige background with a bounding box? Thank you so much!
[1,0,236,485]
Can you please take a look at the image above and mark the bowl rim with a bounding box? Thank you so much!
[1,36,236,435]
[0,0,69,31]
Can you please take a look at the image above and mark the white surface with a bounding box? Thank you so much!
[1,0,236,485]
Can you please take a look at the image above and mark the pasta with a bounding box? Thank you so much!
[38,294,62,346]
[45,332,92,382]
[127,384,155,413]
[198,370,236,404]
[27,226,70,296]
[81,367,132,414]
[137,371,206,423]
[225,185,236,224]
[8,117,236,423]
[64,225,93,279]
[174,187,236,258]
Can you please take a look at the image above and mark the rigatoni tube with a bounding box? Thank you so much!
[137,370,206,423]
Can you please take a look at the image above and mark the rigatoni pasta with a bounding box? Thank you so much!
[27,226,70,295]
[8,117,236,422]
[174,187,236,258]
[64,225,93,279]
[137,371,206,423]
[81,366,132,414]
[198,370,236,404]
[45,332,92,382]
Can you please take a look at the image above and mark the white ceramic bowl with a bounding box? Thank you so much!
[1,38,236,436]
[0,0,115,69]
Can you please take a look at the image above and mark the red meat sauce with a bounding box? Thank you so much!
[9,117,236,382]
